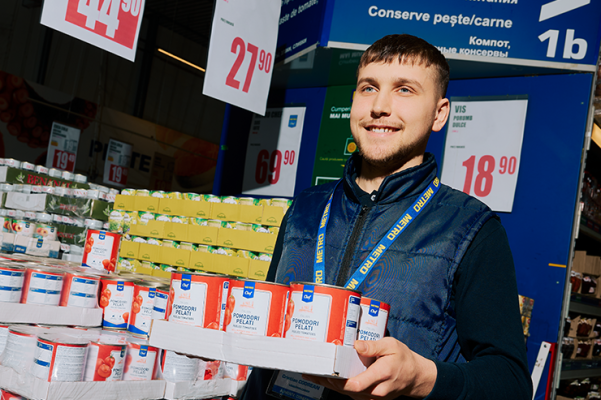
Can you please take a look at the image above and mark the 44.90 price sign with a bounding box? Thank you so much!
[41,0,145,61]
[441,97,528,213]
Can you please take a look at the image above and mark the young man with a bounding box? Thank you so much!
[241,34,531,400]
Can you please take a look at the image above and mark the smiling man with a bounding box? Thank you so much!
[240,34,531,400]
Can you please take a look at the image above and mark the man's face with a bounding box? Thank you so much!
[350,59,449,170]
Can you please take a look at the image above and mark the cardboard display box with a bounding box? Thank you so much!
[163,378,245,400]
[0,302,102,326]
[113,194,135,211]
[0,166,89,189]
[149,320,369,379]
[4,193,111,221]
[0,365,165,400]
[14,236,61,258]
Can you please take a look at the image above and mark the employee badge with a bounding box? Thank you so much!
[267,371,328,400]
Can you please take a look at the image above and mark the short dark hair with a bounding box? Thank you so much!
[358,34,450,98]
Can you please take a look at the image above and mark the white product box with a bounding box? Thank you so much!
[149,320,369,379]
[163,378,246,400]
[4,192,48,212]
[0,365,166,400]
[0,302,102,326]
[13,235,61,258]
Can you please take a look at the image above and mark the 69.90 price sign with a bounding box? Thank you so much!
[41,0,145,61]
[242,107,306,197]
[441,97,528,213]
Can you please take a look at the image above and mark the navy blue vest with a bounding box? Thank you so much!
[275,153,495,362]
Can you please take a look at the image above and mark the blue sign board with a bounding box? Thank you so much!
[276,0,328,62]
[326,0,601,69]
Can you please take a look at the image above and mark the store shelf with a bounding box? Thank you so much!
[579,217,601,243]
[569,294,601,317]
[561,359,601,380]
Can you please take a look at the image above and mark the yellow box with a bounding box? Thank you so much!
[133,264,154,276]
[210,203,240,221]
[188,225,218,245]
[262,206,285,226]
[248,259,271,280]
[159,198,185,216]
[119,241,140,258]
[114,195,135,211]
[239,205,263,224]
[161,247,191,268]
[134,196,161,212]
[183,202,212,218]
[130,220,165,238]
[163,222,189,241]
[217,229,249,249]
[189,251,213,271]
[213,253,249,277]
[247,233,277,254]
[138,243,161,262]
[152,269,172,280]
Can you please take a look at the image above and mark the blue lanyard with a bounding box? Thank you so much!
[313,177,441,289]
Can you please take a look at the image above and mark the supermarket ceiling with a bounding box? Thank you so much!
[144,0,214,46]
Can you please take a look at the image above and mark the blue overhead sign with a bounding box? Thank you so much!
[326,0,601,70]
[276,0,328,62]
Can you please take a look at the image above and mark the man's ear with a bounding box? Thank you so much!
[432,98,450,132]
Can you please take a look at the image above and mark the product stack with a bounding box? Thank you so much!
[570,251,601,297]
[110,189,287,280]
[557,378,601,399]
[0,159,115,263]
[0,256,248,400]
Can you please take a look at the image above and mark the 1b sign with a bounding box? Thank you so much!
[41,0,145,61]
[441,98,528,212]
[242,107,306,197]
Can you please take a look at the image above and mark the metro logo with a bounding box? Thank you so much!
[139,346,148,357]
[243,281,256,299]
[117,282,124,291]
[181,275,192,291]
[369,300,380,317]
[302,285,314,303]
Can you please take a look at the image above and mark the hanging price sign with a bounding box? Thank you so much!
[441,97,528,212]
[103,139,132,187]
[40,0,145,61]
[242,107,306,197]
[46,122,81,173]
[202,0,281,116]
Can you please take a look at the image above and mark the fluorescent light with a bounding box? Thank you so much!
[158,48,206,72]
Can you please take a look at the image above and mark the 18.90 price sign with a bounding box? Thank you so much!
[242,107,306,197]
[203,0,280,116]
[103,139,132,188]
[40,0,145,61]
[440,97,528,213]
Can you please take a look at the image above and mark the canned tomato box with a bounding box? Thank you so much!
[21,267,65,306]
[167,272,230,329]
[123,338,159,381]
[84,339,127,381]
[0,263,25,303]
[99,276,136,330]
[59,271,100,308]
[357,297,390,341]
[31,332,89,382]
[224,280,289,337]
[158,349,199,382]
[285,282,361,346]
[82,230,120,273]
[2,325,42,371]
[128,282,163,338]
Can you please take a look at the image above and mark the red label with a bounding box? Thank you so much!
[65,0,141,49]
[108,164,128,185]
[52,150,76,172]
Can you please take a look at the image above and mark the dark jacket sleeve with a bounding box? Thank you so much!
[425,218,532,400]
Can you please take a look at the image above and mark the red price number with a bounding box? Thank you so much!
[65,0,141,49]
[226,37,273,93]
[255,149,295,185]
[462,155,517,197]
[108,164,128,185]
[52,150,76,172]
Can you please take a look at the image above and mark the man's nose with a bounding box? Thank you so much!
[371,92,392,117]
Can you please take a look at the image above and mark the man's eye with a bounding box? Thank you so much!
[363,87,376,92]
[399,87,411,93]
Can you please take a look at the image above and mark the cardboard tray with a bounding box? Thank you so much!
[149,320,369,379]
[0,365,166,400]
[0,302,103,326]
[163,379,246,400]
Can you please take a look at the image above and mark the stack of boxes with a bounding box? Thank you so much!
[571,251,601,297]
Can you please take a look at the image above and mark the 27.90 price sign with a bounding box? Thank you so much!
[441,98,528,213]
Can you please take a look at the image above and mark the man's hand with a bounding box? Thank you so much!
[303,338,437,400]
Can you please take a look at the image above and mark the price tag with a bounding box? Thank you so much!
[441,97,528,212]
[46,122,81,173]
[202,0,280,116]
[242,107,306,197]
[103,139,132,187]
[40,0,145,61]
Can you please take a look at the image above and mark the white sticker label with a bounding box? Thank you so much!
[51,344,87,381]
[26,273,63,305]
[103,283,134,328]
[123,346,157,381]
[286,291,331,342]
[170,278,207,327]
[227,286,271,336]
[358,304,388,341]
[85,232,115,270]
[68,277,99,308]
[161,350,198,381]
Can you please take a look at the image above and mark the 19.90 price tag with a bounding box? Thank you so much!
[46,122,81,173]
[203,0,280,116]
[103,139,132,188]
[40,0,145,61]
[441,98,528,212]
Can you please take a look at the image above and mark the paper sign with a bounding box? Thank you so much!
[242,107,305,197]
[46,122,81,172]
[202,0,281,116]
[441,98,528,212]
[103,139,132,188]
[40,0,145,62]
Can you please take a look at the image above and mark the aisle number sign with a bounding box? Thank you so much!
[203,0,281,116]
[40,0,145,61]
[46,122,80,173]
[441,98,528,213]
[242,107,306,197]
[103,139,132,188]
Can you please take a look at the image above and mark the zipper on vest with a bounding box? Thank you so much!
[336,205,370,287]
